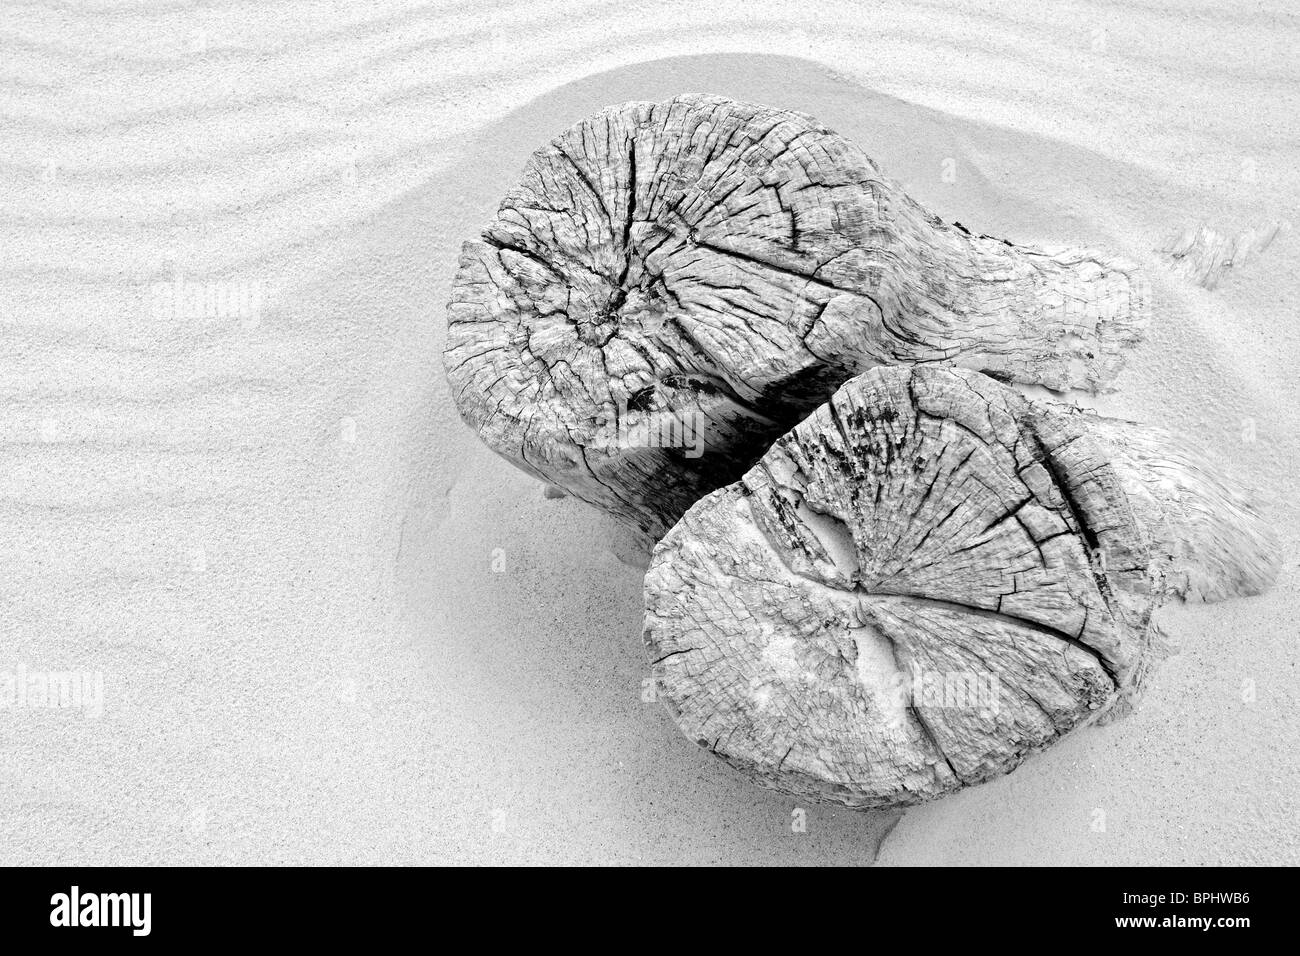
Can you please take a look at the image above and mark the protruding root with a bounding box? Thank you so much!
[1087,418,1280,602]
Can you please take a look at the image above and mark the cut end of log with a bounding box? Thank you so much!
[445,94,1150,540]
[644,365,1271,809]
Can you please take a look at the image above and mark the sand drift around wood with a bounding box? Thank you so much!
[445,95,1278,809]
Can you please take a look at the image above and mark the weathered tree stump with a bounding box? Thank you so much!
[643,366,1278,809]
[446,95,1149,542]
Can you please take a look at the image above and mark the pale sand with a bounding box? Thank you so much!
[2,2,1296,864]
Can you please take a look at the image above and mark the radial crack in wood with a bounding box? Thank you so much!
[445,94,1150,541]
[643,366,1279,809]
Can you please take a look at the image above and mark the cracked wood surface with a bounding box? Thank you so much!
[446,94,1150,541]
[643,366,1279,809]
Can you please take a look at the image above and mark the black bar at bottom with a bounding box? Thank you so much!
[0,865,1279,943]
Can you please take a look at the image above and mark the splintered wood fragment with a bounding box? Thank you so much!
[445,94,1150,541]
[643,366,1278,810]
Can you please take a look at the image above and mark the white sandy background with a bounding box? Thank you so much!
[2,1,1297,865]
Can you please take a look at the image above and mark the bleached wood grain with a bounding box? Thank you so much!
[447,93,1147,540]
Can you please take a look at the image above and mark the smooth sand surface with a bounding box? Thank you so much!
[2,1,1296,864]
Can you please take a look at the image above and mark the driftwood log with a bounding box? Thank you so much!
[446,95,1149,542]
[644,366,1278,809]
